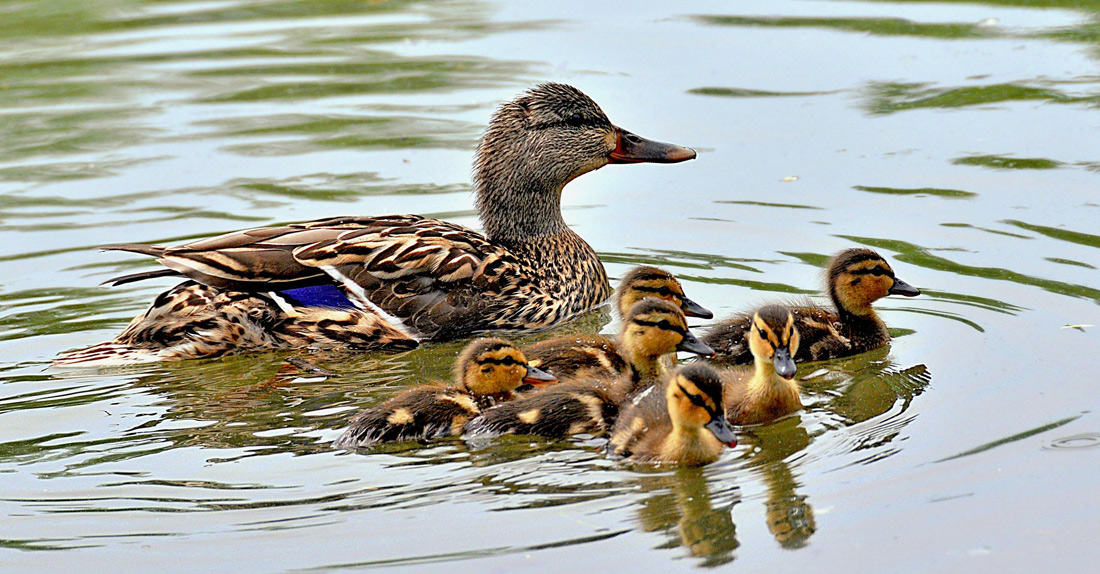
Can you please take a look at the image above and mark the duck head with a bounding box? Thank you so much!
[475,83,695,241]
[666,364,738,448]
[621,299,714,378]
[456,338,556,397]
[615,266,713,319]
[827,248,921,318]
[748,305,800,380]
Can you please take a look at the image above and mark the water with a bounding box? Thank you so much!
[1,0,1098,571]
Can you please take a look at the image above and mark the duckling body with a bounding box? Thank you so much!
[722,305,803,426]
[334,338,554,448]
[609,364,737,466]
[522,266,711,381]
[463,299,713,439]
[704,248,920,365]
[57,84,695,366]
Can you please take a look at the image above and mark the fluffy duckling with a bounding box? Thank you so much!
[523,265,711,382]
[333,338,555,448]
[704,248,920,364]
[722,305,802,426]
[608,364,737,467]
[463,299,713,439]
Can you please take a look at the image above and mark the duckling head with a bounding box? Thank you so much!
[615,266,713,319]
[748,305,801,380]
[666,364,738,447]
[621,299,714,369]
[827,248,921,317]
[474,83,696,241]
[455,338,557,396]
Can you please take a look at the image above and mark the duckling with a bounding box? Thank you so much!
[463,299,713,439]
[333,338,555,448]
[721,305,802,426]
[703,248,920,365]
[58,83,695,365]
[523,265,711,381]
[608,364,737,467]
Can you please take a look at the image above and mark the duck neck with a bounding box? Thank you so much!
[829,287,884,333]
[475,167,569,243]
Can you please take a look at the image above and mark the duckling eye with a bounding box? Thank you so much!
[565,112,584,126]
[757,328,768,339]
[499,356,518,366]
[481,366,493,373]
[657,320,677,332]
[656,287,673,297]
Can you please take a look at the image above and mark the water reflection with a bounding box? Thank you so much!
[636,469,740,567]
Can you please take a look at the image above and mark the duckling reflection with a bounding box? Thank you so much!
[634,468,740,566]
[740,418,817,549]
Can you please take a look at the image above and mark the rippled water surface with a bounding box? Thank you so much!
[2,0,1098,571]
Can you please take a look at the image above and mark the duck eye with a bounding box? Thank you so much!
[500,356,517,366]
[656,287,672,297]
[566,112,584,126]
[481,366,493,373]
[657,320,676,331]
[757,328,768,339]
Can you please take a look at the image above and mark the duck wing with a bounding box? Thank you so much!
[104,215,524,338]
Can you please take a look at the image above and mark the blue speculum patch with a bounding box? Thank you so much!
[279,285,356,309]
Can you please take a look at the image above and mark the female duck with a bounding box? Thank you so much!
[333,338,555,448]
[704,248,919,364]
[522,265,711,381]
[57,83,695,365]
[463,299,713,439]
[721,305,802,426]
[608,364,737,467]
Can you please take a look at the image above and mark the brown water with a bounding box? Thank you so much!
[1,0,1098,571]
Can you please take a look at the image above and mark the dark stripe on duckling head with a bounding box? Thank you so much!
[455,337,516,375]
[676,364,725,408]
[753,305,796,345]
[625,299,688,333]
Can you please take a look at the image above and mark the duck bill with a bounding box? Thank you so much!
[608,128,696,164]
[889,277,921,297]
[680,296,713,319]
[705,416,738,448]
[772,348,797,380]
[522,365,558,387]
[676,331,715,357]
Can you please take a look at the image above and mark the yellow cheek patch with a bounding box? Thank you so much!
[387,408,414,425]
[441,394,478,412]
[518,409,541,424]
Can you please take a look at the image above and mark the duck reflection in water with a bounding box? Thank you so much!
[635,468,741,566]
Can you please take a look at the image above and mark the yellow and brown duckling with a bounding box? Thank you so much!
[58,83,695,366]
[522,265,711,382]
[721,305,803,426]
[703,248,920,365]
[463,299,713,439]
[333,338,555,448]
[608,364,737,467]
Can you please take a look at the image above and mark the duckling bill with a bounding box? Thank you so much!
[57,83,695,365]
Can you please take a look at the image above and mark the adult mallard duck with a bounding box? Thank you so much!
[521,265,711,382]
[703,248,919,365]
[462,299,713,439]
[609,364,737,467]
[333,338,555,448]
[56,83,695,365]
